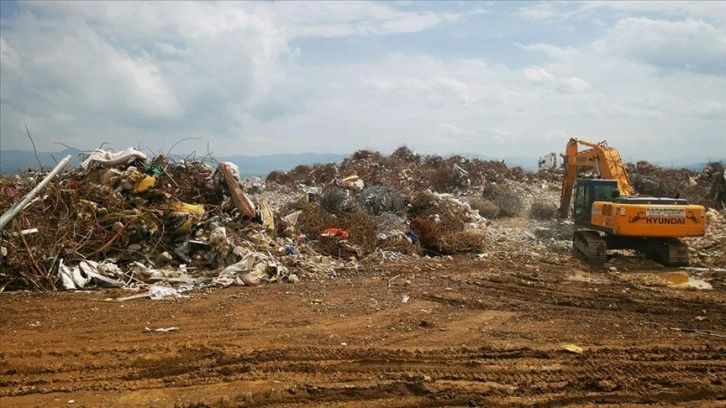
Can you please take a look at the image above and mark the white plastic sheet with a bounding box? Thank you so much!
[80,148,149,170]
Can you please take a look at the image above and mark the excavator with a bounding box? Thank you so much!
[558,138,706,266]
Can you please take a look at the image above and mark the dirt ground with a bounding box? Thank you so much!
[2,246,725,408]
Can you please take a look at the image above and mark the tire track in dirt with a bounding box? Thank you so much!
[422,271,726,330]
[2,344,724,406]
[2,260,724,407]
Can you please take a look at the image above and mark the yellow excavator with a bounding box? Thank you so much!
[558,138,706,266]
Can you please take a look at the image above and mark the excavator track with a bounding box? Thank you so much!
[645,239,690,267]
[573,230,607,266]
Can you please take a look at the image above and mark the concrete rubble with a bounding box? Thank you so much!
[1,147,724,296]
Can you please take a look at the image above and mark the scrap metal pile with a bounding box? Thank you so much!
[1,146,724,293]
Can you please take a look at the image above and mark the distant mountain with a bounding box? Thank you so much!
[1,149,720,176]
[217,153,347,176]
[652,158,725,172]
[0,149,82,174]
[447,152,539,170]
[0,150,347,176]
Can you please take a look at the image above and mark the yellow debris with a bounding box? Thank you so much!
[561,344,584,354]
[171,202,205,217]
[133,175,156,193]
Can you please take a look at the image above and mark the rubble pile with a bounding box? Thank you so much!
[1,147,724,293]
[628,161,726,210]
[267,147,529,194]
[686,208,726,267]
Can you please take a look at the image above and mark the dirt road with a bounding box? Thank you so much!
[1,256,724,407]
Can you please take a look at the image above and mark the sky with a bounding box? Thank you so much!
[1,1,725,163]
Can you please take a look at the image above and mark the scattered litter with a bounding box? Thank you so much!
[114,285,190,301]
[0,155,71,230]
[260,199,275,232]
[321,228,350,239]
[340,175,364,191]
[81,147,149,170]
[670,328,725,338]
[133,175,156,193]
[1,145,723,297]
[219,162,256,218]
[12,228,39,236]
[561,344,584,354]
[143,326,180,333]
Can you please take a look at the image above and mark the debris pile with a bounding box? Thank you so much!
[629,161,726,210]
[1,147,724,293]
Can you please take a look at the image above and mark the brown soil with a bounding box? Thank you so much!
[2,255,725,408]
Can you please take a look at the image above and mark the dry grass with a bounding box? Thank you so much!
[430,166,454,193]
[409,217,443,254]
[296,202,378,257]
[437,230,486,255]
[483,187,524,218]
[376,234,421,255]
[465,197,499,219]
[530,202,558,220]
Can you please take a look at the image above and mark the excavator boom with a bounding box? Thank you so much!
[558,138,634,217]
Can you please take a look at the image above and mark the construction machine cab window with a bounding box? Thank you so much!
[594,183,618,201]
[573,179,618,223]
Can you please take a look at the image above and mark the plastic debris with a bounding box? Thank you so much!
[340,175,365,191]
[133,175,156,193]
[321,228,350,239]
[285,246,298,256]
[80,148,149,170]
[219,162,256,218]
[260,199,275,232]
[114,284,190,301]
[561,344,584,354]
[168,202,205,233]
[144,165,165,176]
[143,326,180,333]
[0,155,72,230]
[2,144,723,296]
[284,210,303,225]
[58,259,124,289]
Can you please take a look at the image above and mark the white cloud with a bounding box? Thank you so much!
[581,1,726,21]
[522,67,554,83]
[263,2,465,38]
[521,67,591,93]
[0,38,19,72]
[0,1,724,162]
[362,74,468,98]
[516,42,577,59]
[691,101,726,119]
[0,3,298,150]
[594,18,726,74]
[516,1,726,23]
[2,13,181,121]
[437,122,477,137]
[562,76,592,93]
[514,2,586,22]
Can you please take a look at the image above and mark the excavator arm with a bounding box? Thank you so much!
[558,138,635,217]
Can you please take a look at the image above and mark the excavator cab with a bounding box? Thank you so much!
[572,179,619,226]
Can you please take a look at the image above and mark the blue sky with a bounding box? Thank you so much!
[1,1,724,162]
